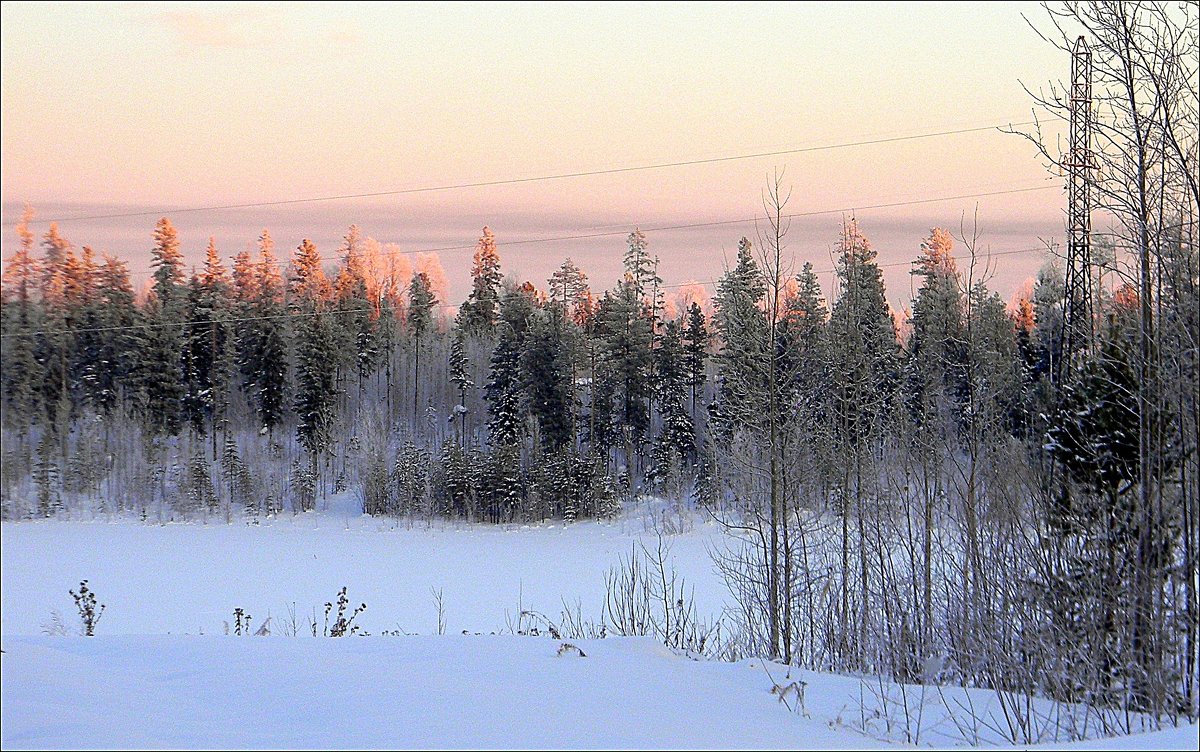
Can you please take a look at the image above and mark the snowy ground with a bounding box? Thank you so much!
[0,498,726,638]
[2,500,1196,749]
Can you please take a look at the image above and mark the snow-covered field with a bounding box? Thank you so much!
[0,499,726,638]
[2,501,1196,750]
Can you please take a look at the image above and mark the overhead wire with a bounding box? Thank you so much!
[1,119,1037,227]
[33,181,1060,283]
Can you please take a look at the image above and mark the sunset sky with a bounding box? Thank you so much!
[2,1,1077,307]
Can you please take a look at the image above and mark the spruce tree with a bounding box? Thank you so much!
[788,261,830,428]
[448,329,473,444]
[333,225,377,390]
[437,438,474,518]
[649,320,695,492]
[407,271,439,422]
[137,218,188,437]
[291,239,338,476]
[458,227,502,334]
[485,317,527,448]
[90,255,140,417]
[828,218,897,447]
[37,224,75,431]
[905,228,965,429]
[245,230,288,433]
[1,206,44,431]
[711,237,768,440]
[595,274,653,487]
[479,441,522,523]
[71,247,110,417]
[522,305,575,453]
[682,301,708,419]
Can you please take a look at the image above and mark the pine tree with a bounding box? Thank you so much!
[623,228,660,313]
[548,257,591,322]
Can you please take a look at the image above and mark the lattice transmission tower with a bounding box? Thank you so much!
[1059,35,1094,381]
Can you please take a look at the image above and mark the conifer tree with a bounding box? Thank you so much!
[407,271,438,423]
[595,274,654,486]
[485,287,533,448]
[522,304,575,452]
[1032,260,1065,380]
[1,206,44,431]
[682,301,709,419]
[182,238,234,447]
[712,237,768,440]
[480,441,522,523]
[244,230,288,433]
[70,246,109,416]
[334,225,377,389]
[393,440,430,516]
[548,257,590,322]
[291,239,338,476]
[905,228,965,427]
[623,229,659,310]
[828,218,897,446]
[649,319,695,491]
[448,329,473,444]
[89,255,140,417]
[137,218,188,437]
[458,227,502,334]
[788,261,830,431]
[37,224,75,431]
[437,438,474,518]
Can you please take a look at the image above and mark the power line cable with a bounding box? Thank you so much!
[40,182,1059,282]
[2,120,1036,227]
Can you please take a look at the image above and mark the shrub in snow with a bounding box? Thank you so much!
[69,580,105,636]
[322,586,366,637]
[232,607,252,636]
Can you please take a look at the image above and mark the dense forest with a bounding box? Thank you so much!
[1,0,1197,731]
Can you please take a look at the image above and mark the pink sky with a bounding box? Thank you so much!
[2,2,1074,306]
